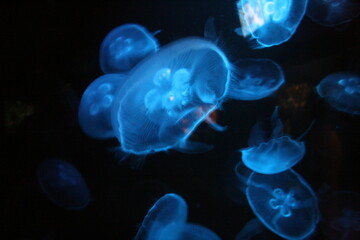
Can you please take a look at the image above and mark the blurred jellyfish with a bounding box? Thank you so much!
[235,0,308,48]
[111,37,231,155]
[79,74,127,139]
[316,72,360,115]
[246,169,319,239]
[307,0,360,27]
[99,24,159,74]
[37,158,90,210]
[226,58,285,100]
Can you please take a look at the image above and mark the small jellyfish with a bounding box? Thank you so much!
[316,72,360,115]
[246,169,320,239]
[99,24,159,73]
[306,0,360,27]
[226,58,285,100]
[235,0,308,48]
[78,74,127,139]
[37,158,90,210]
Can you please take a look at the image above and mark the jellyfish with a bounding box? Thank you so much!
[37,158,90,210]
[306,0,360,27]
[99,23,159,74]
[78,74,127,139]
[235,0,308,48]
[245,169,320,239]
[226,58,285,100]
[111,37,231,155]
[235,218,267,240]
[316,72,360,115]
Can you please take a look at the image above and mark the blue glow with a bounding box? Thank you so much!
[226,58,285,100]
[179,223,221,240]
[99,24,159,73]
[307,0,360,26]
[111,37,230,155]
[79,74,127,139]
[235,218,266,240]
[134,193,188,240]
[316,72,360,115]
[235,0,308,47]
[37,158,90,210]
[246,169,319,239]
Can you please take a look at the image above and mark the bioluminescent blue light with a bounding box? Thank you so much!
[306,0,360,27]
[79,74,127,139]
[111,37,230,155]
[235,218,266,240]
[178,223,221,240]
[37,158,90,210]
[316,72,360,115]
[99,23,159,73]
[226,58,285,100]
[235,0,308,48]
[246,169,319,240]
[134,193,188,240]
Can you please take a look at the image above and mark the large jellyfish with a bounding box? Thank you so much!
[78,74,127,139]
[226,58,285,100]
[316,72,360,115]
[246,169,320,239]
[235,0,308,48]
[99,24,159,74]
[37,158,90,210]
[111,37,231,155]
[306,0,360,27]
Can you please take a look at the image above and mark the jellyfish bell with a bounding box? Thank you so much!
[37,158,90,210]
[99,23,159,74]
[316,72,360,115]
[246,169,320,240]
[235,0,308,48]
[306,0,360,27]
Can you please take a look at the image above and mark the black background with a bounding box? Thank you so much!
[3,1,360,239]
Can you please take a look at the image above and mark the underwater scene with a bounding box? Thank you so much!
[3,0,360,239]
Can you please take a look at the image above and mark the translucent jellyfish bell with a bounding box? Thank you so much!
[246,169,320,239]
[316,72,360,115]
[99,24,159,73]
[79,74,127,139]
[111,37,230,155]
[307,0,360,27]
[37,158,90,210]
[226,58,285,100]
[235,0,308,48]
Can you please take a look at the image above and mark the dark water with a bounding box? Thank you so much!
[3,1,360,239]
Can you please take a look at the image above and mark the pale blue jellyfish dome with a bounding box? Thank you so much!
[37,158,90,210]
[99,23,159,73]
[78,74,127,139]
[246,169,320,240]
[111,37,230,155]
[134,193,188,240]
[307,0,360,27]
[316,72,360,115]
[235,0,308,47]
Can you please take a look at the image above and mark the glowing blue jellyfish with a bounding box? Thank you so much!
[246,169,319,239]
[99,24,159,73]
[111,37,230,155]
[37,158,90,210]
[316,72,360,115]
[79,74,127,139]
[307,0,360,26]
[226,58,285,100]
[235,0,308,47]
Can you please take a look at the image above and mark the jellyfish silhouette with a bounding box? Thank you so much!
[111,37,231,155]
[316,72,360,115]
[37,158,90,210]
[99,24,159,73]
[79,74,127,139]
[226,58,285,100]
[235,0,308,48]
[246,169,319,239]
[307,0,360,27]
